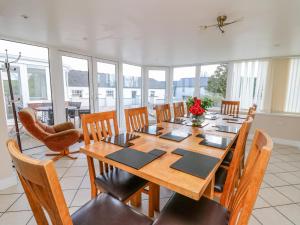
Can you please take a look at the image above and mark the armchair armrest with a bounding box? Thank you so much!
[44,129,80,152]
[52,122,75,133]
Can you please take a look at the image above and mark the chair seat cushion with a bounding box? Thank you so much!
[72,193,152,225]
[153,193,229,225]
[95,168,148,201]
[214,167,228,193]
[221,150,233,167]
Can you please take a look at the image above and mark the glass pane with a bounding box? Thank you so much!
[173,66,196,101]
[200,64,228,107]
[148,70,166,120]
[0,39,52,150]
[27,66,48,100]
[62,56,90,128]
[96,62,116,112]
[123,63,142,108]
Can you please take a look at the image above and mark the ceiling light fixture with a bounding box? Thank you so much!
[21,14,29,19]
[200,15,243,33]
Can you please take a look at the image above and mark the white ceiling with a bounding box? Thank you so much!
[0,0,300,66]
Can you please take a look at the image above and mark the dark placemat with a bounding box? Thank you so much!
[102,133,140,147]
[183,121,209,128]
[148,149,167,157]
[223,117,238,121]
[168,118,186,124]
[205,115,218,120]
[136,125,163,136]
[232,115,247,119]
[227,119,243,124]
[159,130,191,142]
[206,112,218,115]
[106,148,166,169]
[214,125,239,134]
[170,148,220,179]
[199,135,232,150]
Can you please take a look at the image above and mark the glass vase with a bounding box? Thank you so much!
[191,114,205,127]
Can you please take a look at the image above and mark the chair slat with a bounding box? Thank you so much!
[124,107,149,132]
[155,104,171,123]
[221,100,240,116]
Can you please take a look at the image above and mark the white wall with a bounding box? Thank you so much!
[250,113,300,148]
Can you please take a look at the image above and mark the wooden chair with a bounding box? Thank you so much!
[155,104,171,123]
[81,111,156,217]
[221,100,240,116]
[173,102,185,118]
[214,117,253,201]
[6,140,152,225]
[247,104,257,119]
[153,129,273,225]
[124,106,149,132]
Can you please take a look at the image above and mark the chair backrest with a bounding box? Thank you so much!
[173,102,185,118]
[221,100,240,116]
[220,117,253,207]
[228,129,273,225]
[247,104,257,119]
[124,106,149,132]
[18,108,55,142]
[6,140,72,225]
[81,111,119,145]
[155,104,171,123]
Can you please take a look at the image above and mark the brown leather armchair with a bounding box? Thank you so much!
[18,107,83,161]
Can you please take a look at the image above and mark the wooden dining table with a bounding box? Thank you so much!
[80,114,242,207]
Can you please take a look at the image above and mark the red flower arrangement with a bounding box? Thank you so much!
[189,97,206,116]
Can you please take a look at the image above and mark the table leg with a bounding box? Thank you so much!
[148,183,155,217]
[203,175,215,200]
[153,184,160,211]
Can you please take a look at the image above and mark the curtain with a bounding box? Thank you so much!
[227,60,269,110]
[285,58,300,113]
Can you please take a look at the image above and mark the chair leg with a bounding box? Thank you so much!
[130,192,142,207]
[46,149,80,161]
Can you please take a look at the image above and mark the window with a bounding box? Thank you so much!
[173,66,196,101]
[106,90,114,97]
[62,56,90,111]
[27,66,48,100]
[200,64,228,107]
[148,70,166,105]
[147,69,167,120]
[150,91,155,97]
[0,39,52,150]
[227,60,268,110]
[96,62,117,112]
[285,58,300,113]
[72,90,83,97]
[122,63,142,108]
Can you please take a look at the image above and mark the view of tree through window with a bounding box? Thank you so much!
[200,64,228,106]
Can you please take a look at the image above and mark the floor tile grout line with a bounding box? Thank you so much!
[274,186,300,203]
[68,170,88,208]
[0,193,33,224]
[251,214,263,225]
[273,206,297,225]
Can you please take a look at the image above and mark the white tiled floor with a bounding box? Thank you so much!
[0,142,299,225]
